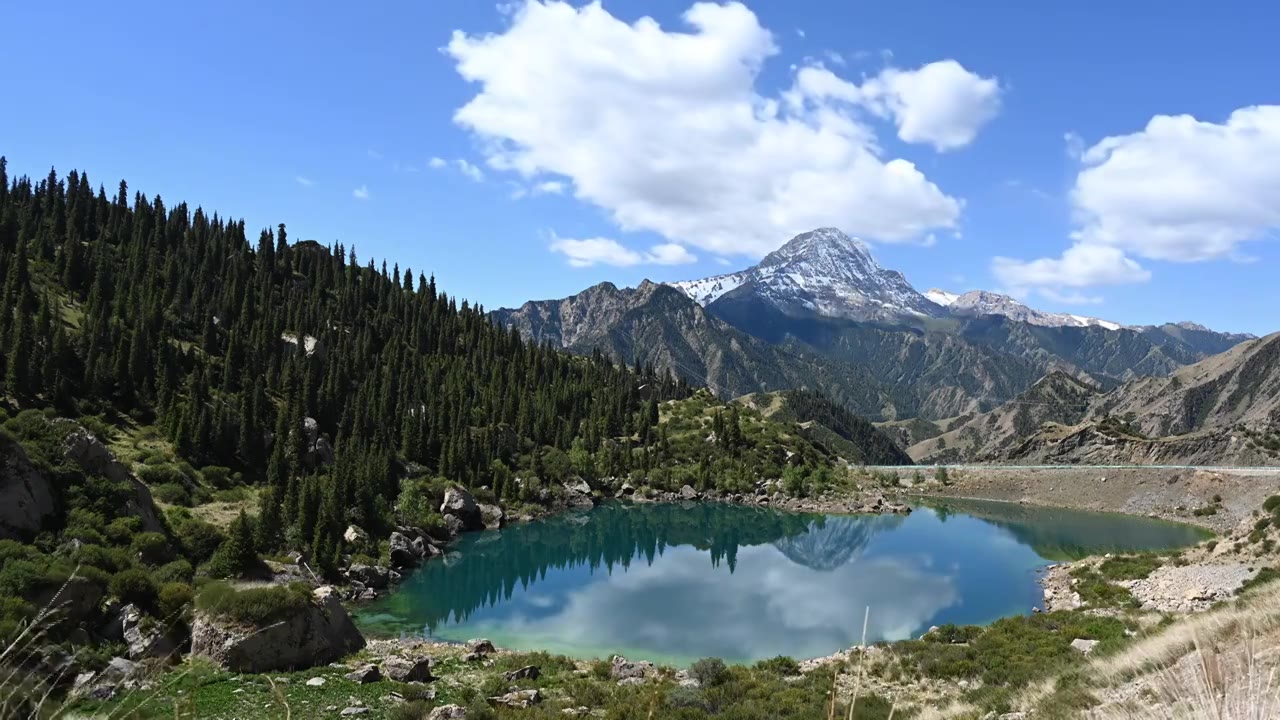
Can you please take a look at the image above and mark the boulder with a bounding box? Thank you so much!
[389,532,419,569]
[70,657,139,701]
[1070,638,1099,655]
[468,638,496,656]
[120,604,180,661]
[346,565,391,590]
[504,665,540,682]
[382,656,434,683]
[300,417,335,469]
[427,706,468,720]
[305,676,326,687]
[679,485,699,500]
[0,434,57,540]
[343,525,369,545]
[190,585,365,673]
[609,655,653,681]
[440,487,482,531]
[344,664,381,684]
[617,483,636,498]
[478,503,506,530]
[442,514,466,538]
[490,688,541,709]
[341,707,369,716]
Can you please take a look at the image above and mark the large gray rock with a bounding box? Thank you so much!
[440,487,482,531]
[300,417,335,469]
[478,503,505,530]
[70,657,139,701]
[120,604,180,661]
[563,480,594,508]
[346,565,391,590]
[427,706,467,720]
[381,655,434,682]
[190,586,365,673]
[609,655,653,681]
[389,532,418,569]
[0,434,56,540]
[58,425,164,534]
[490,688,541,708]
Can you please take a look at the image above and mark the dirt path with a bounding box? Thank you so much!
[891,465,1280,532]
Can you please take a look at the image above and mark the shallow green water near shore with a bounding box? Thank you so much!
[355,500,1207,665]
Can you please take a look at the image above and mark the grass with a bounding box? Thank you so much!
[1096,554,1163,581]
[193,582,314,626]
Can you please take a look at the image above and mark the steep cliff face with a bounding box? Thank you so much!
[0,432,58,540]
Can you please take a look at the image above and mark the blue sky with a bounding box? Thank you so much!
[3,1,1278,334]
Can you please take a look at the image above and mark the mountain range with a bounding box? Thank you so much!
[498,228,1255,424]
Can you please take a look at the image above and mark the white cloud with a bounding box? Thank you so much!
[991,243,1150,294]
[446,1,997,257]
[995,105,1280,297]
[428,157,448,169]
[1063,131,1084,159]
[295,176,315,187]
[456,159,485,182]
[550,235,698,267]
[367,149,383,160]
[855,60,1002,151]
[534,180,565,195]
[353,185,370,200]
[1037,288,1103,305]
[1071,105,1280,263]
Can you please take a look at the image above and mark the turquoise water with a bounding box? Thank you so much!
[355,500,1207,665]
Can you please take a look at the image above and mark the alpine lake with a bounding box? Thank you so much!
[355,499,1209,666]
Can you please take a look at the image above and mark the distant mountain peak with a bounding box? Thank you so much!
[927,288,1123,331]
[667,227,941,321]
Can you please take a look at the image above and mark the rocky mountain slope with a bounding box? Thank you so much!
[493,280,897,417]
[500,227,1256,422]
[912,333,1280,466]
[927,289,1122,330]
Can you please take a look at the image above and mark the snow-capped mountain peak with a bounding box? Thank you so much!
[927,288,1123,330]
[668,228,943,321]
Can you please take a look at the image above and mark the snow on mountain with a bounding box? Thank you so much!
[668,228,943,321]
[928,289,1124,330]
[924,289,960,307]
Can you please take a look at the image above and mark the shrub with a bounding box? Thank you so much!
[1097,554,1162,581]
[200,466,234,488]
[137,464,190,487]
[172,516,224,564]
[151,482,192,506]
[131,532,172,565]
[71,543,133,573]
[157,582,194,619]
[666,685,711,711]
[195,581,313,625]
[104,516,143,546]
[1264,495,1280,512]
[753,655,801,676]
[689,657,730,687]
[153,559,194,584]
[110,568,158,611]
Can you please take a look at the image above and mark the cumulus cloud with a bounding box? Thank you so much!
[992,243,1150,296]
[456,159,485,182]
[550,235,698,267]
[295,176,315,187]
[1071,106,1280,263]
[428,157,447,169]
[446,1,999,257]
[994,105,1280,297]
[352,185,370,200]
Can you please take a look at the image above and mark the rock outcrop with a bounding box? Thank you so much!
[388,529,442,570]
[189,586,365,672]
[300,417,335,469]
[0,433,57,540]
[58,424,165,533]
[440,487,482,532]
[478,503,505,530]
[381,655,434,683]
